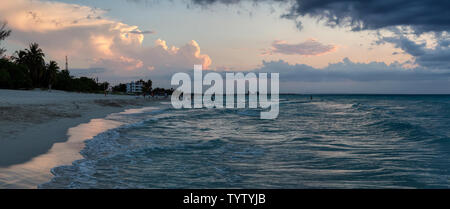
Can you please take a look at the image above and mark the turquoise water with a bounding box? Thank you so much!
[40,95,450,188]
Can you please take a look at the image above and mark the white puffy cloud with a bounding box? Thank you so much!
[0,0,212,78]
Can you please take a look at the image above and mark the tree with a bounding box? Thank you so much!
[45,60,59,88]
[0,31,112,92]
[143,79,152,93]
[0,65,11,88]
[100,82,109,90]
[0,26,165,93]
[0,58,32,89]
[0,22,11,57]
[112,83,127,92]
[13,43,46,87]
[54,68,72,91]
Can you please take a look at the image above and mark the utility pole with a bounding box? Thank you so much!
[65,55,68,71]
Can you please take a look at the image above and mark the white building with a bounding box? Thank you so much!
[126,81,143,94]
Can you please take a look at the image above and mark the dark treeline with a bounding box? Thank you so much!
[112,80,174,96]
[112,80,152,93]
[0,42,109,92]
[151,87,174,96]
[0,23,108,92]
[1,23,173,95]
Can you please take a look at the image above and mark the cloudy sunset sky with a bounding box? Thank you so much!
[1,0,449,93]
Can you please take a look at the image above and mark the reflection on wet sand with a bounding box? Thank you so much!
[0,119,122,188]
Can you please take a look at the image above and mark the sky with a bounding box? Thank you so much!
[0,0,449,93]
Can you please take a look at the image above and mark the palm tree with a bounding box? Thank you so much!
[0,22,11,57]
[142,79,152,93]
[27,43,46,87]
[46,60,59,89]
[13,43,46,87]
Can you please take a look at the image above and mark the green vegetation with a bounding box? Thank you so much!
[112,80,174,96]
[112,79,152,94]
[0,22,108,92]
[151,87,174,96]
[0,22,11,57]
[0,22,172,95]
[112,83,127,93]
[0,42,109,92]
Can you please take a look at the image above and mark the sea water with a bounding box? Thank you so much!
[40,95,450,188]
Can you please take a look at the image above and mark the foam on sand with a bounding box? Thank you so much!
[0,89,163,188]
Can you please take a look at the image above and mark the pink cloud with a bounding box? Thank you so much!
[0,0,212,76]
[262,39,337,56]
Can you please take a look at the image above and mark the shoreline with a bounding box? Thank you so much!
[0,89,165,188]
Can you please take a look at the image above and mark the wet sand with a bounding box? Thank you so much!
[0,89,161,188]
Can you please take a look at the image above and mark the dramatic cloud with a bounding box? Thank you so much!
[191,0,450,33]
[0,0,212,79]
[191,0,450,70]
[95,38,212,74]
[169,58,450,93]
[255,58,450,82]
[250,58,450,93]
[262,39,337,56]
[378,33,450,70]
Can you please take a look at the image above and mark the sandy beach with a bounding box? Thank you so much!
[0,89,162,188]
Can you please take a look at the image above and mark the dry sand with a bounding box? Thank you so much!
[0,89,163,188]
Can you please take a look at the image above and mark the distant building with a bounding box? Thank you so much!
[126,81,143,94]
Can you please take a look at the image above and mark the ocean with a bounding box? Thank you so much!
[39,95,450,189]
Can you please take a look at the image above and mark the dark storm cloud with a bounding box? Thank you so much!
[190,0,450,70]
[378,34,450,69]
[191,0,450,33]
